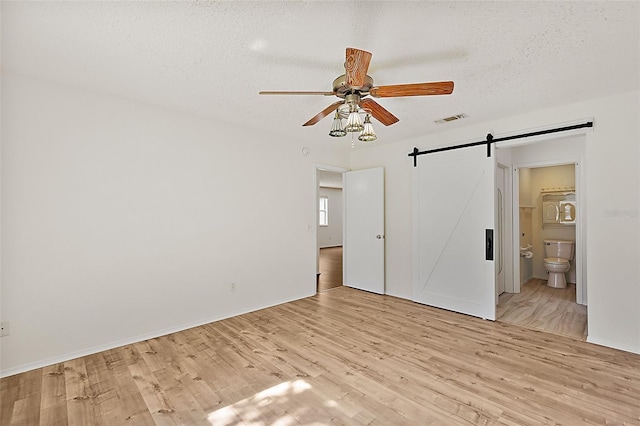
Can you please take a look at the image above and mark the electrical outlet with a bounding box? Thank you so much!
[0,322,9,337]
[231,282,237,292]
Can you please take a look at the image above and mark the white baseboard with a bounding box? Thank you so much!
[521,276,535,285]
[586,335,640,355]
[0,291,314,378]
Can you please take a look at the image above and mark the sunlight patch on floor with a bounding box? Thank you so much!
[208,379,318,425]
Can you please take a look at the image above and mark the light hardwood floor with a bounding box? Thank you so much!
[497,279,587,340]
[318,246,343,292]
[2,287,639,425]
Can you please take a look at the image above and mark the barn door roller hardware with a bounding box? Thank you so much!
[408,121,593,167]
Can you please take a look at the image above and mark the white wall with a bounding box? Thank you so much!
[350,90,640,354]
[317,187,343,248]
[0,73,350,376]
[518,168,533,206]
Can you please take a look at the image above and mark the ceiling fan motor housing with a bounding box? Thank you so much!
[332,74,374,98]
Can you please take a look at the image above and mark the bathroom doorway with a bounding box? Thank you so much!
[495,135,588,340]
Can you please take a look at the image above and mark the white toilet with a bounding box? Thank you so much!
[543,239,575,288]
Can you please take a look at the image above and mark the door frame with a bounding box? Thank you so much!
[493,122,590,305]
[314,164,386,295]
[496,163,513,299]
[314,164,348,293]
[510,159,585,304]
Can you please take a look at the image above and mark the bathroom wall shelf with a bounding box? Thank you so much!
[541,186,575,193]
[541,187,575,197]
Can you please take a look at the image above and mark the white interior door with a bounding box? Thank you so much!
[412,146,496,320]
[344,167,385,294]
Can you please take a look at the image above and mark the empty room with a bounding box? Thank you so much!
[2,1,639,424]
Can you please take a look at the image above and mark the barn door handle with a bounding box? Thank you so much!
[485,229,494,261]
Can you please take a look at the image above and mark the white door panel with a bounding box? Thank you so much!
[412,146,496,320]
[344,167,385,294]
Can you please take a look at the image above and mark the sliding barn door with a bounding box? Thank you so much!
[412,146,496,320]
[344,167,385,294]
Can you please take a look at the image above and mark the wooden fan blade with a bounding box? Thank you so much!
[345,47,372,88]
[369,81,454,98]
[360,98,399,126]
[259,91,335,96]
[302,101,344,126]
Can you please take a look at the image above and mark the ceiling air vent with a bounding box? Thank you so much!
[435,113,468,124]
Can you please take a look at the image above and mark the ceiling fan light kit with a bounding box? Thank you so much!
[358,114,377,142]
[329,111,347,137]
[345,112,364,133]
[259,47,454,142]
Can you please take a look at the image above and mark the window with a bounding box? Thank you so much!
[319,196,328,226]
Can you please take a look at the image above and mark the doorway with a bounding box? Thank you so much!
[496,139,588,340]
[318,246,343,292]
[315,165,386,295]
[316,168,344,292]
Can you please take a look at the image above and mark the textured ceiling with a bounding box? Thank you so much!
[3,1,639,146]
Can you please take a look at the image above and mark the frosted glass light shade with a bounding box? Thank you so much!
[358,115,377,142]
[345,111,364,132]
[329,113,346,137]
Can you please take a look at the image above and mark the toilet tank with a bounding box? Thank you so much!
[544,240,575,260]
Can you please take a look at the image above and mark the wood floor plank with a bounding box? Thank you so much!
[100,348,157,425]
[2,369,42,425]
[127,360,180,425]
[64,358,100,426]
[2,286,640,425]
[39,364,68,426]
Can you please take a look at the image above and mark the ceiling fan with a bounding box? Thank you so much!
[259,47,454,138]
